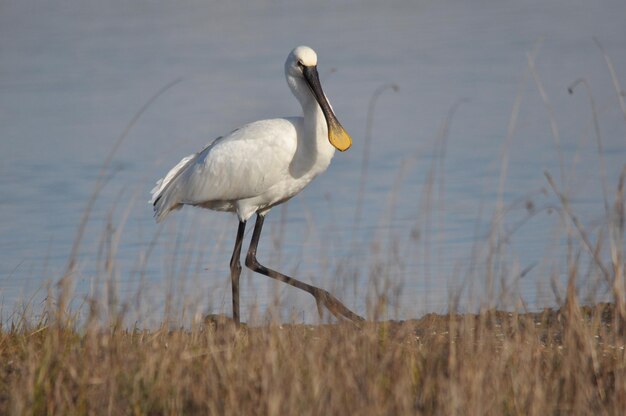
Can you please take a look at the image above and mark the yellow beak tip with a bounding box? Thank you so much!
[329,129,352,152]
[337,142,351,152]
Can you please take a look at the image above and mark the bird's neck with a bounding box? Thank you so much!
[301,96,335,161]
[282,83,334,178]
[286,75,335,169]
[302,97,326,137]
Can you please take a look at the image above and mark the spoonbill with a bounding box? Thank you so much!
[151,46,363,324]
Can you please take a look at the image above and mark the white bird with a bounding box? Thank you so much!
[151,46,363,324]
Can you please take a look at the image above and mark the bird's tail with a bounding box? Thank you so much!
[150,153,196,222]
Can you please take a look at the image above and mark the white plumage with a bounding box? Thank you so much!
[151,46,349,223]
[150,46,361,324]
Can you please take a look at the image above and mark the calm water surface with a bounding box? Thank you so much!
[1,0,626,323]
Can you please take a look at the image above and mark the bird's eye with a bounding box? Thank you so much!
[297,60,304,69]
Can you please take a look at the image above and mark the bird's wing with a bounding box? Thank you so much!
[151,118,299,222]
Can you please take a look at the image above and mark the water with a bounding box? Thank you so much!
[1,0,626,323]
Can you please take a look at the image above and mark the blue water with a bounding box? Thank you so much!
[1,0,626,323]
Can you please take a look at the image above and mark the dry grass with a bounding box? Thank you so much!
[1,303,625,415]
[2,40,626,415]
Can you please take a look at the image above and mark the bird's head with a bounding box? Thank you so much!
[285,46,352,152]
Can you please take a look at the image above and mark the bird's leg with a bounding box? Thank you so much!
[245,214,364,323]
[229,220,246,325]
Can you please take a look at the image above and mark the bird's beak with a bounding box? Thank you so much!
[302,65,352,152]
